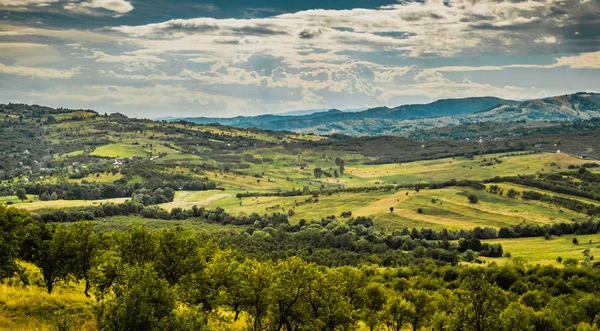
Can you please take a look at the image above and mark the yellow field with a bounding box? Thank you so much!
[343,152,588,186]
[484,233,600,265]
[14,198,129,211]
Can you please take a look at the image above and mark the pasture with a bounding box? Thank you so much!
[484,233,600,265]
[342,152,587,186]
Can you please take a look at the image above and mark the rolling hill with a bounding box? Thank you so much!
[170,93,600,136]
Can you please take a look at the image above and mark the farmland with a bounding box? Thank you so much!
[2,104,600,331]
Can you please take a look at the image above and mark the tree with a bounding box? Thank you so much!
[382,295,414,331]
[40,192,51,201]
[16,188,27,201]
[335,157,345,175]
[573,237,579,245]
[0,205,32,280]
[404,289,435,331]
[238,258,274,331]
[306,268,354,330]
[361,283,388,331]
[29,224,74,293]
[500,302,535,331]
[269,257,317,330]
[451,274,508,331]
[389,207,395,213]
[154,229,199,285]
[313,168,323,179]
[468,194,479,204]
[68,222,100,297]
[118,226,158,265]
[96,264,177,331]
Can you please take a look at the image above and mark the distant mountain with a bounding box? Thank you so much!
[170,109,346,126]
[169,93,600,136]
[274,107,365,116]
[304,92,600,136]
[171,96,516,130]
[474,92,600,121]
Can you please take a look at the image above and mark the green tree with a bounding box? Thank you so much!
[40,191,51,201]
[451,275,508,331]
[154,229,199,285]
[313,168,323,179]
[96,264,177,331]
[382,295,414,331]
[238,258,274,331]
[0,205,33,280]
[29,224,74,293]
[404,289,435,331]
[500,302,535,331]
[16,188,27,201]
[306,268,354,330]
[361,283,388,331]
[468,194,479,204]
[118,226,158,265]
[68,222,100,297]
[269,257,317,330]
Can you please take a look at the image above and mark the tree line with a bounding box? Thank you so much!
[3,209,600,330]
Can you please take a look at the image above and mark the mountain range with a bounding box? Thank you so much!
[167,93,600,136]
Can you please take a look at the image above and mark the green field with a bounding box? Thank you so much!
[91,144,149,158]
[343,152,587,186]
[484,233,600,265]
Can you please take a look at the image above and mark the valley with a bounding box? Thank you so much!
[2,100,600,330]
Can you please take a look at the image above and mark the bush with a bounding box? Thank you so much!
[468,194,479,204]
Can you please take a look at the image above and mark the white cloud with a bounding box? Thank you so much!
[111,0,585,59]
[553,51,600,69]
[0,62,81,78]
[0,0,58,7]
[64,0,133,15]
[534,36,558,44]
[0,24,122,43]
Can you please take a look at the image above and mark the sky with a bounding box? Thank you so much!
[0,0,599,118]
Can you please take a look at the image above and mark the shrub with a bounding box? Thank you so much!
[468,194,479,204]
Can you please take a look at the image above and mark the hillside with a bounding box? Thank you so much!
[171,96,516,132]
[3,103,600,330]
[474,92,600,121]
[171,93,600,137]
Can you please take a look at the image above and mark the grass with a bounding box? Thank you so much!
[484,233,600,266]
[67,172,122,184]
[13,198,129,211]
[90,215,244,233]
[0,263,95,331]
[91,144,148,158]
[151,185,590,230]
[343,152,588,186]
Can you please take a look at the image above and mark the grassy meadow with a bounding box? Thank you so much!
[484,233,600,266]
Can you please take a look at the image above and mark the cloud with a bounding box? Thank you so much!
[110,0,599,62]
[0,62,81,78]
[0,0,58,8]
[298,28,323,39]
[0,42,62,65]
[534,36,559,44]
[0,24,122,43]
[1,0,599,116]
[64,0,134,16]
[553,51,600,69]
